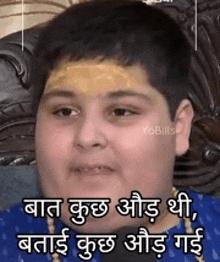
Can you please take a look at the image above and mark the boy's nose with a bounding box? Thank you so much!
[73,116,108,151]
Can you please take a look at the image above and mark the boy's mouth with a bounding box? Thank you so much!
[74,165,115,175]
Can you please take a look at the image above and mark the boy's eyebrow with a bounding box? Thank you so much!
[106,90,152,103]
[41,90,76,103]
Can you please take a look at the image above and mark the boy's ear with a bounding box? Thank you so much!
[174,99,194,156]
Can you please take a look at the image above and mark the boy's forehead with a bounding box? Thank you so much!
[44,60,150,97]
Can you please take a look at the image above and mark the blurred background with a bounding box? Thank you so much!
[0,0,87,37]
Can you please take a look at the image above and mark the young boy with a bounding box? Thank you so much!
[1,1,219,261]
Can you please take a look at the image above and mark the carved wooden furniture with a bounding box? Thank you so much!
[159,0,220,196]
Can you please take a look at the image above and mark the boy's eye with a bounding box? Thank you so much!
[53,108,78,116]
[112,108,138,117]
[52,107,139,118]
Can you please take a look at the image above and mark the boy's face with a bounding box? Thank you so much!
[35,60,192,233]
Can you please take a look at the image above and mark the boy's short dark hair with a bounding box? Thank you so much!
[34,0,191,120]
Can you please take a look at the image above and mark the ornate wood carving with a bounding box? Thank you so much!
[158,0,220,195]
[0,27,40,165]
